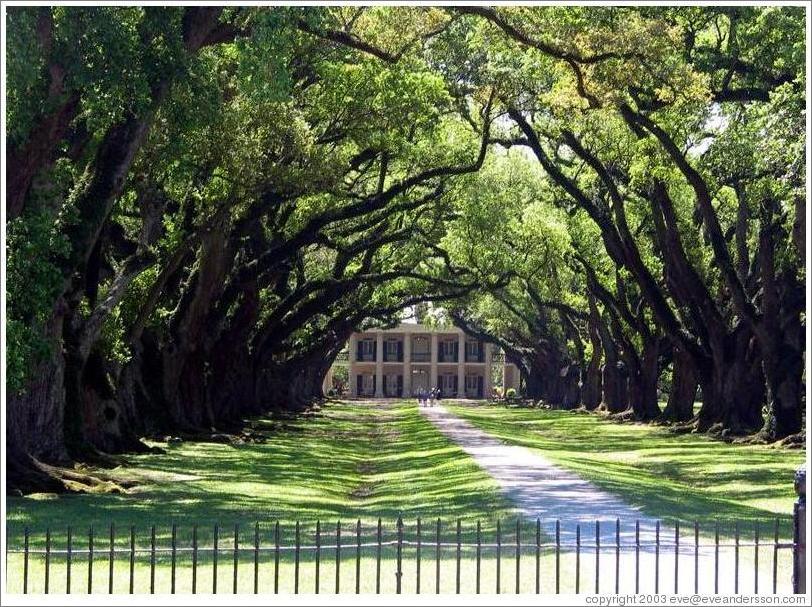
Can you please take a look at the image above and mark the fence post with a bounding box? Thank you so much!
[793,467,806,594]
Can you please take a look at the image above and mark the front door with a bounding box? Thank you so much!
[411,369,428,395]
[441,374,456,397]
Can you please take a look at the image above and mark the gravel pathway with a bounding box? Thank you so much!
[419,403,787,594]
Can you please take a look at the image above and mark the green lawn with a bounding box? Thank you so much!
[5,399,803,594]
[6,400,521,593]
[447,402,804,524]
[7,400,513,539]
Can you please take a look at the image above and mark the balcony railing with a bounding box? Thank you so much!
[411,351,431,362]
[335,351,349,362]
[438,353,458,363]
[465,353,485,363]
[357,352,375,362]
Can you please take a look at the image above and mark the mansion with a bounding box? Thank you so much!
[324,323,520,399]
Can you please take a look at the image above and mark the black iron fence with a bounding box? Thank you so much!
[4,515,803,595]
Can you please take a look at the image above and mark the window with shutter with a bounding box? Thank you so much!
[385,339,399,361]
[466,340,480,362]
[359,339,375,361]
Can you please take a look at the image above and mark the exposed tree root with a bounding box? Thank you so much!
[775,432,805,448]
[733,431,805,448]
[606,409,637,423]
[7,452,136,496]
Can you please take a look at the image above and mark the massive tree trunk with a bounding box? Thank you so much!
[581,294,603,410]
[259,360,326,412]
[759,281,805,441]
[559,364,582,409]
[6,300,70,465]
[522,346,577,406]
[6,299,75,493]
[161,224,236,430]
[761,344,804,439]
[626,336,661,420]
[116,330,172,438]
[207,283,263,424]
[523,367,544,401]
[757,208,805,439]
[696,325,765,434]
[659,346,697,422]
[595,312,627,413]
[601,361,628,413]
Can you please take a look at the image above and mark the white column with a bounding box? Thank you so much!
[403,334,412,397]
[484,343,493,399]
[430,333,438,391]
[349,334,358,396]
[375,331,384,397]
[457,332,466,398]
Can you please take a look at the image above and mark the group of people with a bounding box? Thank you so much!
[416,386,442,407]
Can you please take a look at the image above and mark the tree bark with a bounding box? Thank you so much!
[593,309,627,413]
[756,200,805,439]
[696,325,765,434]
[6,299,70,464]
[580,292,603,409]
[660,347,698,422]
[625,336,662,420]
[601,361,628,413]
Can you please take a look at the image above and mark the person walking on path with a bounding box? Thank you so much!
[417,386,425,407]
